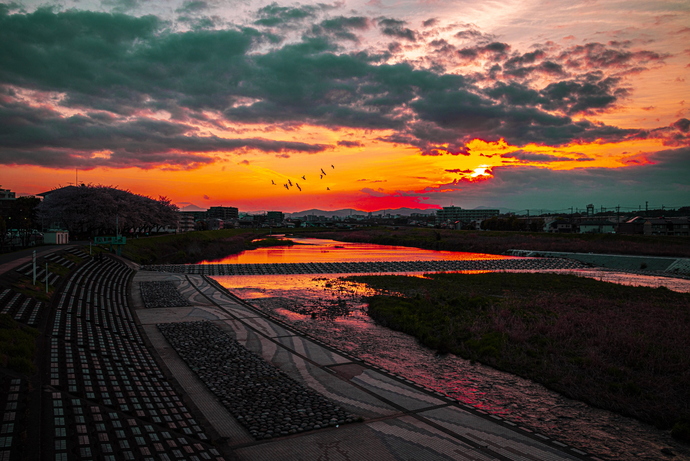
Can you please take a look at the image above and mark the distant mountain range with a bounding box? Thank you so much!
[287,207,439,218]
[178,204,206,212]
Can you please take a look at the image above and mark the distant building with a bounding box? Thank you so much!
[180,210,207,222]
[205,218,224,230]
[546,219,576,233]
[0,187,16,201]
[0,186,17,217]
[177,212,195,232]
[643,217,690,236]
[44,230,69,244]
[579,220,617,234]
[618,216,645,235]
[208,206,239,221]
[436,206,499,224]
[266,211,284,224]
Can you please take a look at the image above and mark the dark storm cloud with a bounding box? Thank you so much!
[309,16,369,42]
[454,26,493,42]
[0,7,684,172]
[673,118,690,132]
[175,1,210,14]
[485,73,626,116]
[504,50,546,69]
[539,76,626,115]
[0,96,330,168]
[558,43,665,71]
[457,42,511,61]
[500,150,593,162]
[634,118,690,147]
[337,140,363,148]
[377,18,417,41]
[254,2,326,27]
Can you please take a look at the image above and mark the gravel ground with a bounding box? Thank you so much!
[139,281,191,308]
[157,321,358,440]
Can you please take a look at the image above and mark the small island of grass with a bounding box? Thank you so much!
[346,272,690,441]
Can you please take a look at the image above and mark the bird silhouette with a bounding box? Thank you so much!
[320,168,326,175]
[284,184,289,190]
[326,187,330,190]
[320,174,323,179]
[301,175,306,180]
[296,183,302,191]
[331,164,334,169]
[271,180,276,185]
[288,179,293,186]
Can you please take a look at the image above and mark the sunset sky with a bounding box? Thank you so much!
[1,0,688,213]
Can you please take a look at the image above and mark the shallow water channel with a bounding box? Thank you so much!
[207,237,690,460]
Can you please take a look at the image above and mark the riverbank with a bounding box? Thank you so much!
[292,227,690,258]
[343,272,690,443]
[121,229,289,265]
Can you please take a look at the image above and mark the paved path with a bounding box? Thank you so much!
[0,245,74,276]
[132,270,600,460]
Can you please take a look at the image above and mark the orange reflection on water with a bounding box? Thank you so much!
[201,237,514,264]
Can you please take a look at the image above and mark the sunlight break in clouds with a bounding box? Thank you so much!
[0,0,688,212]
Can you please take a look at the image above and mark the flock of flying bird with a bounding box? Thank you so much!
[272,164,335,192]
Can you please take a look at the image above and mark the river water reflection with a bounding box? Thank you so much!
[201,236,514,264]
[208,237,690,460]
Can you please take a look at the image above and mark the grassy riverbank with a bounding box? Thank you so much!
[121,229,286,264]
[296,227,690,258]
[0,314,38,374]
[346,272,690,440]
[118,226,689,265]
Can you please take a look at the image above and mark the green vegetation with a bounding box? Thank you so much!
[250,237,296,248]
[121,228,290,264]
[0,314,38,374]
[347,272,690,437]
[295,227,690,257]
[12,276,53,303]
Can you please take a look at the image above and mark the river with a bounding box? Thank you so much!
[207,237,690,460]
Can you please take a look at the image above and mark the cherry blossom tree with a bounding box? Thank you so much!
[37,185,179,237]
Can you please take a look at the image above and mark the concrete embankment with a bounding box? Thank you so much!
[142,257,586,275]
[507,250,690,275]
